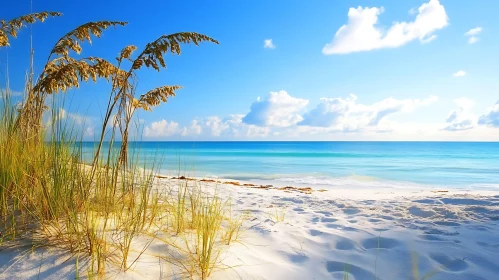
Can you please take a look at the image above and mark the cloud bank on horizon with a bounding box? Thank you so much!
[140,91,499,140]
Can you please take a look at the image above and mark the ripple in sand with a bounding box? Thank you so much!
[325,224,359,232]
[335,239,356,250]
[284,252,309,263]
[419,234,446,241]
[343,208,361,215]
[326,261,375,279]
[430,253,469,272]
[434,221,461,227]
[321,217,338,223]
[408,206,437,218]
[477,241,499,253]
[309,229,323,236]
[362,237,401,249]
[440,198,492,206]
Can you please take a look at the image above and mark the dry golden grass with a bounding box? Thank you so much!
[0,12,61,47]
[0,9,248,280]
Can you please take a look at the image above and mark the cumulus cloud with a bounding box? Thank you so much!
[453,70,466,77]
[58,108,87,125]
[0,88,23,97]
[443,98,476,131]
[140,93,499,140]
[263,39,275,49]
[52,108,94,137]
[478,100,499,127]
[323,0,448,55]
[242,91,309,127]
[203,116,229,136]
[465,27,482,44]
[299,94,356,128]
[144,120,180,137]
[144,115,270,139]
[84,126,95,137]
[181,120,202,136]
[299,94,438,132]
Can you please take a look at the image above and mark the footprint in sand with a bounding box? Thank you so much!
[373,227,389,232]
[283,252,309,263]
[408,206,437,218]
[477,241,499,253]
[434,221,461,227]
[413,198,439,204]
[334,238,356,250]
[321,217,338,223]
[423,228,459,236]
[440,198,492,206]
[281,197,304,204]
[317,210,333,216]
[326,261,374,279]
[378,215,395,221]
[419,234,446,241]
[343,208,361,215]
[362,237,401,249]
[293,207,304,212]
[325,224,358,232]
[429,253,468,272]
[309,229,323,236]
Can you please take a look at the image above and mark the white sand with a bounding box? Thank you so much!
[1,178,498,280]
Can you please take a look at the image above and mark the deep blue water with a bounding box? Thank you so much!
[81,142,499,189]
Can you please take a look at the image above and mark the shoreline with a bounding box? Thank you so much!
[155,174,499,200]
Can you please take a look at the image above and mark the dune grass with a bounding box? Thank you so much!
[0,9,246,279]
[1,88,246,279]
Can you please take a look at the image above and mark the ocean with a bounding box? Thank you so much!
[82,141,499,190]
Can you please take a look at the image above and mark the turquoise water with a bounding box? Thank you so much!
[82,142,499,189]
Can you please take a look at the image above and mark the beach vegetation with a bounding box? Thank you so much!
[0,10,245,279]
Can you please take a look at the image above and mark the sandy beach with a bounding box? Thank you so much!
[1,176,498,280]
[2,0,499,279]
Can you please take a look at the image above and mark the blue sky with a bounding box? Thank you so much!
[2,0,499,141]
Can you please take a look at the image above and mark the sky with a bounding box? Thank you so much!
[1,0,499,141]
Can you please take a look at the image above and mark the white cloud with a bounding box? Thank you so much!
[263,39,276,49]
[84,126,95,137]
[421,34,437,44]
[224,114,270,137]
[143,120,180,137]
[465,27,482,44]
[443,98,476,131]
[465,27,482,36]
[181,120,202,136]
[144,115,269,139]
[299,94,438,132]
[478,100,499,127]
[140,94,499,141]
[58,108,67,120]
[58,108,87,125]
[204,116,228,136]
[323,0,448,55]
[242,91,309,127]
[468,36,479,44]
[0,88,23,97]
[453,70,466,77]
